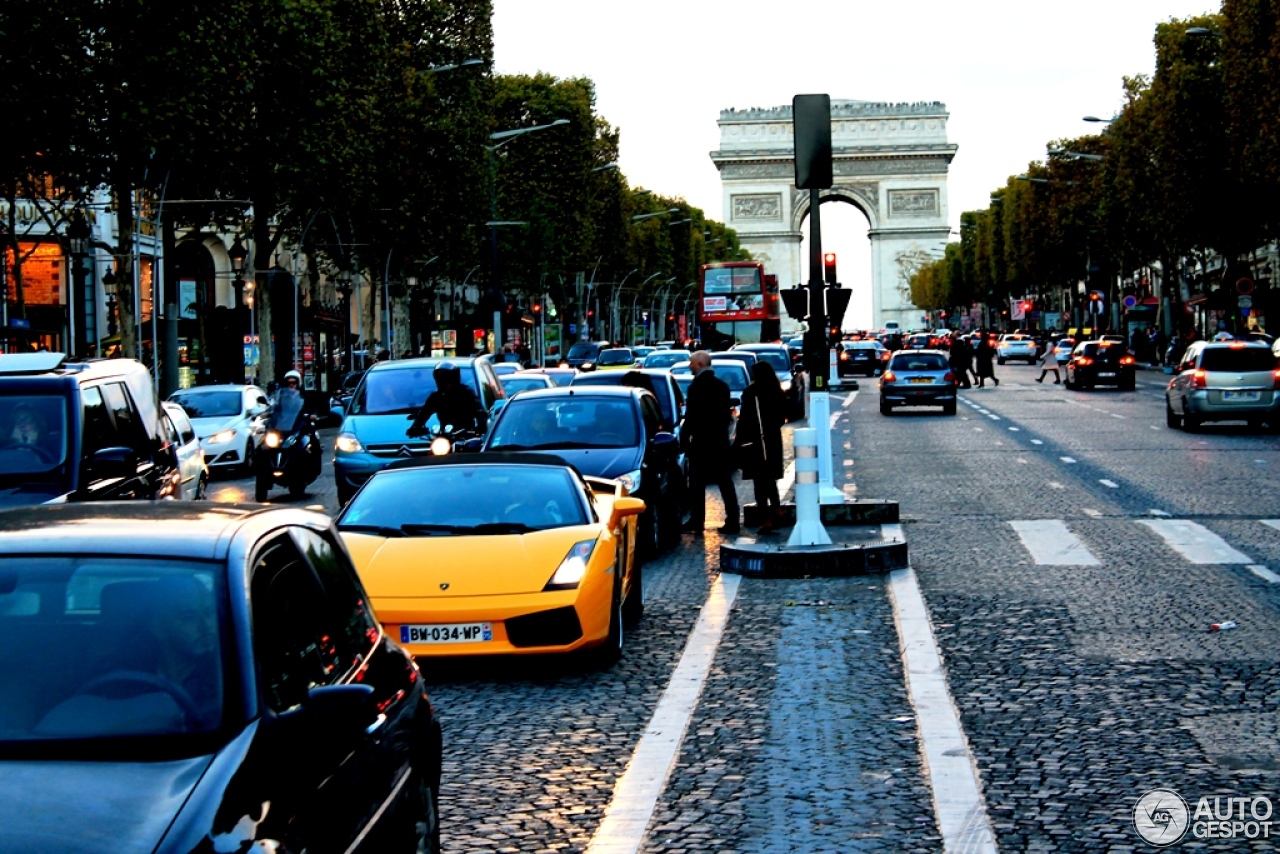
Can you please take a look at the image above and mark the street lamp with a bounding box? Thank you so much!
[592,161,619,173]
[67,211,92,358]
[486,118,570,357]
[424,58,484,73]
[1082,116,1115,124]
[1048,147,1106,162]
[632,207,681,223]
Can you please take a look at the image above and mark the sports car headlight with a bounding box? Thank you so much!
[264,431,281,449]
[335,432,364,453]
[618,469,641,493]
[544,539,597,590]
[208,429,236,445]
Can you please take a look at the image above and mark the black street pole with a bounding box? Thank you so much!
[161,216,179,396]
[804,187,829,391]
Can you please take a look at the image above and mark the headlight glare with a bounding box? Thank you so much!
[264,431,281,449]
[545,539,597,590]
[335,432,364,453]
[209,430,236,445]
[430,436,452,456]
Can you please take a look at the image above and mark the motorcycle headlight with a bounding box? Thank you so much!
[335,432,364,453]
[264,432,281,449]
[430,436,452,456]
[544,539,597,590]
[618,469,641,493]
[208,430,236,445]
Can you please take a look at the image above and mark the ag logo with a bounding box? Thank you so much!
[1134,788,1189,847]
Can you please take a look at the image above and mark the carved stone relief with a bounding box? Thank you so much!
[894,247,937,301]
[732,193,782,221]
[888,189,939,217]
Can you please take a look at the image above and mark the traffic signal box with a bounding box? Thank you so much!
[823,253,838,286]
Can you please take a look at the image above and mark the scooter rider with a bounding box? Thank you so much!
[274,370,321,460]
[407,362,487,438]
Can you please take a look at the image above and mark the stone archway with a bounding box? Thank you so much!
[710,99,958,331]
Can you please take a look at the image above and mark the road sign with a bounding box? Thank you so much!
[1123,295,1137,308]
[1237,295,1253,309]
[1236,277,1254,295]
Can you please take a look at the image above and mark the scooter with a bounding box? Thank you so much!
[426,423,480,456]
[255,389,322,501]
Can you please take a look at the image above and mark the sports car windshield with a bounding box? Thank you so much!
[488,398,639,450]
[0,558,226,752]
[339,464,590,534]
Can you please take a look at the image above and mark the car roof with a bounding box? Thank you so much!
[383,451,574,472]
[370,356,483,373]
[171,384,259,393]
[499,385,646,402]
[0,502,328,560]
[732,343,786,351]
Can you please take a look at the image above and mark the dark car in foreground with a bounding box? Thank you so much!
[1166,341,1280,430]
[482,387,682,556]
[879,350,957,415]
[1065,340,1136,390]
[0,503,441,854]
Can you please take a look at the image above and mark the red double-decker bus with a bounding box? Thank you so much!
[698,261,780,348]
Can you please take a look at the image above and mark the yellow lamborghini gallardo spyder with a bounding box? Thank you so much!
[337,453,645,664]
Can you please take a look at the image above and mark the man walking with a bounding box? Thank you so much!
[681,350,740,535]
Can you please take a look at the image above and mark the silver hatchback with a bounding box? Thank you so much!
[1166,341,1280,430]
[879,350,957,415]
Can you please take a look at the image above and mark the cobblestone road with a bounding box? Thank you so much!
[207,362,1280,852]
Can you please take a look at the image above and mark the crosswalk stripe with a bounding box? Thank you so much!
[1137,519,1253,564]
[1263,520,1280,533]
[1009,520,1100,565]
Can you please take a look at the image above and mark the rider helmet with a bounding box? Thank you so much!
[283,369,302,386]
[433,362,461,388]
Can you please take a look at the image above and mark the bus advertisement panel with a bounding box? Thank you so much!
[699,262,780,346]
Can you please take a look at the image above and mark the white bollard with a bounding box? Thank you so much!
[808,391,846,504]
[788,427,832,546]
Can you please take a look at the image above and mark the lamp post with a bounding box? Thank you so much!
[335,274,353,371]
[67,211,91,358]
[487,119,570,357]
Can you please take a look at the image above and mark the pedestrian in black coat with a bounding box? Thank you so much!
[975,333,999,388]
[735,362,786,534]
[681,350,740,534]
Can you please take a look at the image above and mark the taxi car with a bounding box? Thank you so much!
[0,503,441,853]
[338,455,645,665]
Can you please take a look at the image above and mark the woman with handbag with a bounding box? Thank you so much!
[735,361,786,534]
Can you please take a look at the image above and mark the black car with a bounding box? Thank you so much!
[483,386,682,556]
[0,353,180,506]
[1065,340,1136,390]
[569,369,685,434]
[564,341,611,370]
[0,503,441,853]
[732,343,805,420]
[838,341,888,378]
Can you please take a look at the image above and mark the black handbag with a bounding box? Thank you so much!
[733,396,765,475]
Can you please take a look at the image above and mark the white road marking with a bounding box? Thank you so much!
[1264,520,1280,533]
[1110,413,1125,419]
[843,391,858,408]
[1099,479,1119,489]
[1083,508,1102,518]
[987,414,1001,421]
[1010,520,1100,565]
[888,567,997,854]
[587,573,742,854]
[1249,565,1280,584]
[1048,482,1064,489]
[1138,519,1253,564]
[1060,456,1077,464]
[974,428,983,432]
[1151,425,1161,430]
[1031,439,1043,445]
[779,461,796,500]
[1008,427,1020,432]
[1149,509,1171,517]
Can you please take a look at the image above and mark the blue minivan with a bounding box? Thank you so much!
[332,357,504,504]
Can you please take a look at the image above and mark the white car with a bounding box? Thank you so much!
[167,384,270,474]
[161,402,208,500]
[997,334,1038,364]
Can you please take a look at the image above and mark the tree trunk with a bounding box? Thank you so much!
[113,185,137,360]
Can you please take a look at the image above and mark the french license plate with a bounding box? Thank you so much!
[1223,391,1261,401]
[909,377,933,384]
[401,623,492,644]
[1097,372,1116,378]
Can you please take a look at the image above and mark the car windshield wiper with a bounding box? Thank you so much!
[336,523,405,538]
[470,522,538,535]
[399,523,471,537]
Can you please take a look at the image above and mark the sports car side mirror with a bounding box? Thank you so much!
[610,496,645,527]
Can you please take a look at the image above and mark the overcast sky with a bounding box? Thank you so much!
[493,0,1215,327]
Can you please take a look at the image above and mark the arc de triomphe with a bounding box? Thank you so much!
[710,99,958,332]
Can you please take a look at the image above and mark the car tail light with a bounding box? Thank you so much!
[943,371,955,383]
[839,351,849,360]
[1191,369,1207,389]
[1076,357,1093,366]
[1119,356,1135,365]
[1273,368,1280,390]
[882,371,896,382]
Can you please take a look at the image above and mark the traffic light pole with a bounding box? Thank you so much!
[800,188,844,506]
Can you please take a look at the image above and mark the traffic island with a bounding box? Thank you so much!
[742,499,898,529]
[719,522,907,578]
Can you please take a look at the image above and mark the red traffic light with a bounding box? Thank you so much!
[1022,301,1033,312]
[532,303,542,314]
[823,252,837,285]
